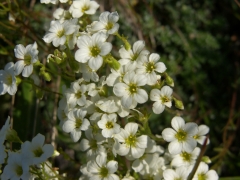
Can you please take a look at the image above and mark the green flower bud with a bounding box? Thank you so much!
[202,156,211,164]
[174,98,184,110]
[108,58,120,70]
[165,73,174,87]
[40,70,51,81]
[16,76,22,86]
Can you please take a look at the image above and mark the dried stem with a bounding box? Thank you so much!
[187,136,209,180]
[51,75,61,149]
[32,98,39,138]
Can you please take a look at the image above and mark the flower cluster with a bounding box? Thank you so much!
[0,0,219,179]
[0,118,55,179]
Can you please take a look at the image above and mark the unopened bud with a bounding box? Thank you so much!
[16,76,22,86]
[53,150,60,157]
[40,70,51,81]
[165,74,174,87]
[202,156,211,164]
[174,98,184,110]
[108,58,120,70]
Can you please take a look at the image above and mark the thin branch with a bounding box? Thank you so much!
[51,75,61,149]
[187,136,209,180]
[234,0,240,7]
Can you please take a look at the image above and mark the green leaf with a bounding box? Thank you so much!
[219,178,240,180]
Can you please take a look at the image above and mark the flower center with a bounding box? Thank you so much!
[131,54,138,61]
[175,129,187,142]
[15,165,23,176]
[193,134,199,140]
[180,151,192,162]
[160,95,170,104]
[82,5,89,13]
[75,91,82,99]
[145,62,155,73]
[33,147,44,157]
[24,54,32,65]
[5,74,13,85]
[128,83,137,94]
[90,46,100,57]
[89,139,98,150]
[99,166,109,178]
[75,118,82,129]
[57,29,65,38]
[106,22,113,30]
[125,134,137,147]
[61,111,67,119]
[105,121,114,129]
[198,173,207,180]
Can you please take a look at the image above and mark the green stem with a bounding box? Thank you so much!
[115,32,131,50]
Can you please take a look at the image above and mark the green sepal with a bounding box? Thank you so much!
[98,85,107,97]
[103,54,120,70]
[36,88,44,99]
[39,69,51,81]
[6,129,22,143]
[165,73,174,87]
[16,76,22,86]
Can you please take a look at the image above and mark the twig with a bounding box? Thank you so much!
[32,98,39,138]
[51,75,61,149]
[234,0,240,7]
[187,136,209,180]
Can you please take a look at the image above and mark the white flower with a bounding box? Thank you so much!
[0,62,17,95]
[113,72,148,109]
[150,86,173,114]
[69,0,99,18]
[0,116,10,165]
[97,113,120,138]
[171,147,200,167]
[88,11,119,35]
[21,133,54,165]
[162,116,198,155]
[192,162,218,180]
[87,153,119,180]
[65,80,88,107]
[0,116,11,144]
[163,166,190,180]
[119,40,149,66]
[63,109,90,142]
[80,129,106,160]
[53,8,64,19]
[106,61,135,86]
[75,32,112,70]
[79,63,99,82]
[193,125,210,145]
[1,152,31,180]
[43,20,79,47]
[114,122,148,158]
[40,0,58,4]
[14,42,38,77]
[136,53,166,85]
[95,97,119,114]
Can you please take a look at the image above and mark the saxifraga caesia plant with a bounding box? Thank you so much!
[0,0,218,179]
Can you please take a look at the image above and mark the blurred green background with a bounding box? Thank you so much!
[0,0,240,179]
